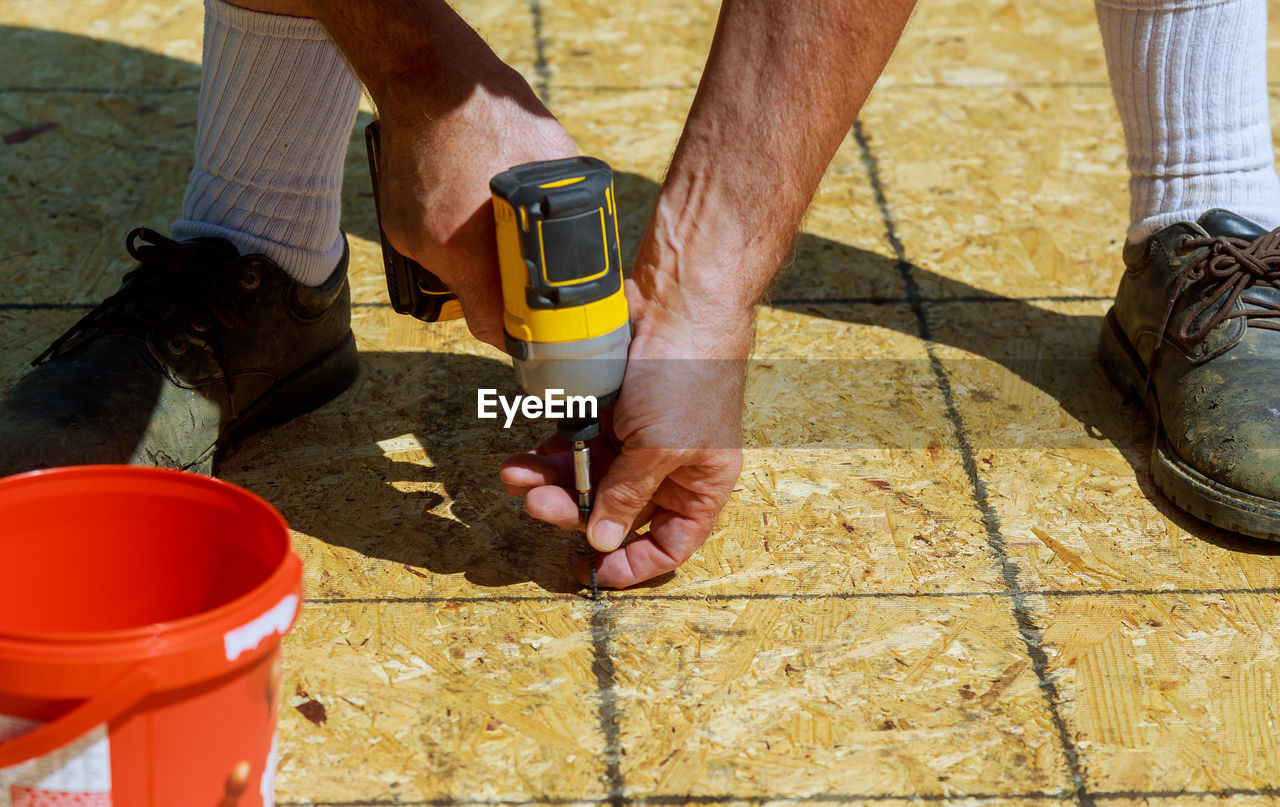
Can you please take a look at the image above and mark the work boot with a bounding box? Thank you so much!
[0,228,358,476]
[1099,209,1280,539]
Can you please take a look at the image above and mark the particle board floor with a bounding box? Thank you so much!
[2,0,1280,804]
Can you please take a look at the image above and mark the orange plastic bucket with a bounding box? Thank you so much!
[0,466,302,805]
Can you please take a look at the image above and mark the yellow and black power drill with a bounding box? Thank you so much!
[366,122,630,524]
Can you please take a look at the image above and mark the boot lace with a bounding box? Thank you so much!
[1148,227,1280,387]
[33,228,270,366]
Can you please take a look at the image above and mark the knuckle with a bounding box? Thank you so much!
[600,481,652,513]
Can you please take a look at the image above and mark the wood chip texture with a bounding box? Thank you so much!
[3,0,1280,805]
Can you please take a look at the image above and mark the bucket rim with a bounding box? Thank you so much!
[0,465,301,647]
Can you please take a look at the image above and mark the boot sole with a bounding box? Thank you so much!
[194,331,360,474]
[1098,309,1280,540]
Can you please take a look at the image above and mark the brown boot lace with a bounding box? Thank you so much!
[1147,227,1280,388]
[32,228,271,366]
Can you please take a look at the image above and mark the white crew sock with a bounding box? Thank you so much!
[172,0,362,286]
[1096,0,1280,243]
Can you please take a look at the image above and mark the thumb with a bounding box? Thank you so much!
[587,448,670,552]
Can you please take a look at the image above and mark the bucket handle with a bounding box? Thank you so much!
[0,664,156,768]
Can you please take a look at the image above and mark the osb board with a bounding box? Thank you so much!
[882,0,1108,87]
[5,0,1280,97]
[0,310,80,394]
[232,438,1004,600]
[623,446,1001,596]
[0,88,196,303]
[291,798,1067,807]
[223,304,1000,600]
[0,90,381,309]
[348,303,480,354]
[276,599,604,802]
[858,86,1129,301]
[1043,593,1280,793]
[218,307,582,599]
[541,0,719,90]
[0,0,539,83]
[747,305,944,449]
[607,597,1069,798]
[885,0,1280,89]
[964,445,1280,593]
[928,300,1280,592]
[780,133,906,302]
[926,299,1124,451]
[440,0,543,81]
[0,2,204,78]
[6,0,1280,805]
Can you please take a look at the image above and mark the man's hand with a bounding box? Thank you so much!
[374,80,576,348]
[300,0,577,348]
[500,287,749,588]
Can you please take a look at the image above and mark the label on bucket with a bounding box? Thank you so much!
[0,716,110,806]
[260,732,278,807]
[224,594,300,663]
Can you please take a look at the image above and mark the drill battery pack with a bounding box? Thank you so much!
[364,120,463,323]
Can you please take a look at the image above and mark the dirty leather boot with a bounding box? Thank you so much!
[1099,209,1280,539]
[0,228,358,476]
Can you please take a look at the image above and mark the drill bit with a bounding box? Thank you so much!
[588,550,598,600]
[572,439,598,599]
[572,440,593,521]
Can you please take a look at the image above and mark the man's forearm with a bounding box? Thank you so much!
[637,0,917,324]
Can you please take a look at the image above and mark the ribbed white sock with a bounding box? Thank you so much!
[1096,0,1280,243]
[172,0,362,286]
